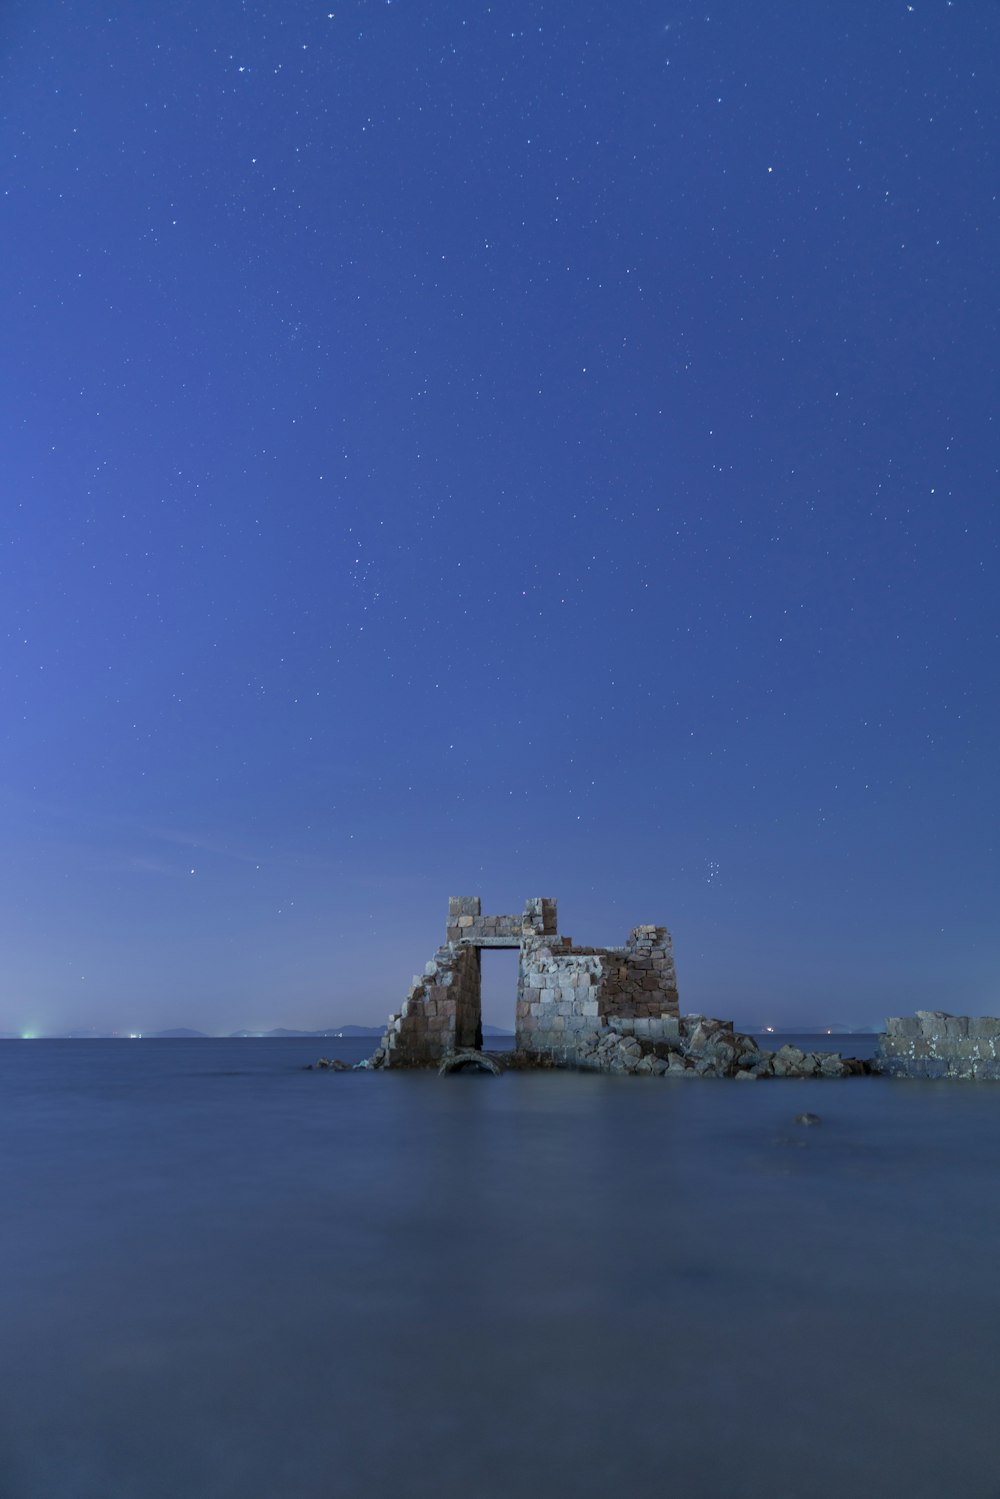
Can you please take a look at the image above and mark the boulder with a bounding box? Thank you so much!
[772,1044,806,1077]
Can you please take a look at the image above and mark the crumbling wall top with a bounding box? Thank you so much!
[446,896,558,948]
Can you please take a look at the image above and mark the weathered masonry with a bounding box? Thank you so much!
[875,1012,1000,1079]
[372,896,681,1067]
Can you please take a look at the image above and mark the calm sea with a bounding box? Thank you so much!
[2,1036,998,1499]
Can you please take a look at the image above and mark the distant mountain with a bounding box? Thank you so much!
[147,1028,211,1039]
[745,1024,877,1036]
[229,1025,384,1038]
[18,1020,512,1042]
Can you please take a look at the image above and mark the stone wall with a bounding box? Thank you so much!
[378,942,482,1065]
[875,1012,1000,1079]
[515,925,681,1062]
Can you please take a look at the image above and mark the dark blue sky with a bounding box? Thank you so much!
[2,0,997,1035]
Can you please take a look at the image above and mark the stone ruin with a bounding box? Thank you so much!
[875,1012,1000,1080]
[366,895,872,1078]
[371,897,681,1068]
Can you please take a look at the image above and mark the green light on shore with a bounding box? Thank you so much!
[21,1031,35,1040]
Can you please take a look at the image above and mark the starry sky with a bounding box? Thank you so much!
[2,0,997,1036]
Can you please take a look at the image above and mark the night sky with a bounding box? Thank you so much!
[2,1,997,1036]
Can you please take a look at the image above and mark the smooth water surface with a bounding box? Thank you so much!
[2,1039,998,1499]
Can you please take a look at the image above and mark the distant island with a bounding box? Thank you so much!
[2,1022,879,1041]
[3,1023,517,1040]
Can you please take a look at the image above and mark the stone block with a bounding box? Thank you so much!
[916,1010,950,1037]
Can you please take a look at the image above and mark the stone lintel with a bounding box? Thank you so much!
[459,935,522,948]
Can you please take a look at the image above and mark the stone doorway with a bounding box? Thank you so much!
[479,948,519,1043]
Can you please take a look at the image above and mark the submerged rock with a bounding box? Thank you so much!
[438,1050,502,1076]
[795,1112,822,1127]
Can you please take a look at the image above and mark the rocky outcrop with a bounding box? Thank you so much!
[875,1013,1000,1079]
[575,1016,869,1079]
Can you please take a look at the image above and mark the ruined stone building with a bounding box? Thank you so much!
[373,897,680,1067]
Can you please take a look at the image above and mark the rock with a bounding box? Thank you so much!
[734,1034,761,1067]
[438,1050,501,1076]
[704,1031,738,1073]
[773,1044,807,1077]
[685,1019,733,1054]
[795,1112,822,1126]
[734,1069,760,1081]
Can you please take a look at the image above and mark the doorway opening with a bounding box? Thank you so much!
[478,948,519,1049]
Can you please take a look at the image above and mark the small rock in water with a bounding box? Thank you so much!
[438,1049,501,1076]
[794,1112,822,1127]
